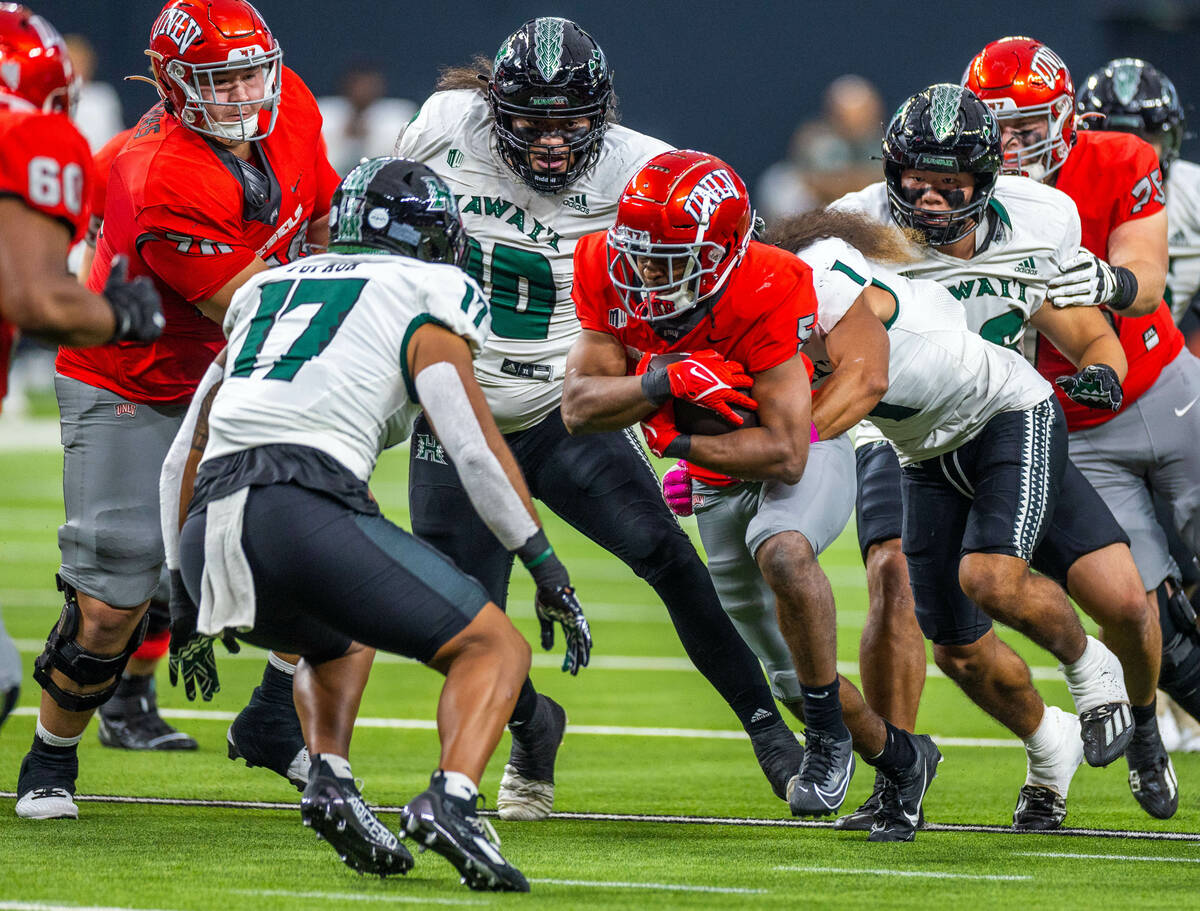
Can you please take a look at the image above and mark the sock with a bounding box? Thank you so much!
[1021,705,1062,764]
[507,678,539,729]
[439,769,478,803]
[1062,635,1101,683]
[867,720,917,776]
[259,659,295,704]
[34,718,82,754]
[800,678,848,738]
[318,753,353,780]
[112,672,153,701]
[1131,699,1159,742]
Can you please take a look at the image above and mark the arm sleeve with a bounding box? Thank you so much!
[159,360,224,570]
[415,361,538,551]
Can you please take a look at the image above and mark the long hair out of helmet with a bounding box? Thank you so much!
[607,149,753,322]
[145,0,282,143]
[1077,58,1185,178]
[0,4,77,115]
[882,83,1002,247]
[487,17,612,193]
[328,157,469,267]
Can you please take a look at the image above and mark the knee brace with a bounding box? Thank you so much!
[33,575,150,713]
[1156,579,1200,721]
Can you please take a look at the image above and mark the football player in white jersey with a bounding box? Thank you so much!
[394,17,804,818]
[172,159,594,891]
[833,85,1172,827]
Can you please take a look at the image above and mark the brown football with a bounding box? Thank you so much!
[645,353,759,436]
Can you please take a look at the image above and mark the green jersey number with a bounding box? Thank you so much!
[231,277,368,381]
[978,310,1025,350]
[464,237,556,340]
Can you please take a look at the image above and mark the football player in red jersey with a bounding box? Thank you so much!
[563,150,941,842]
[0,6,162,732]
[16,0,338,820]
[967,35,1196,818]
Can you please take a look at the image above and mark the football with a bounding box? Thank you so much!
[645,353,759,435]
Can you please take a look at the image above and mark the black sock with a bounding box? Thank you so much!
[866,721,917,777]
[801,678,848,738]
[507,677,539,728]
[113,672,153,700]
[1131,699,1158,740]
[30,732,78,760]
[259,662,294,704]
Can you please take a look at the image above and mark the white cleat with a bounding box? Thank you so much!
[496,764,554,821]
[1062,636,1134,767]
[15,787,78,820]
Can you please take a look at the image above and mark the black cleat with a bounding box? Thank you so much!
[1013,784,1067,831]
[227,666,309,791]
[1064,639,1134,767]
[868,733,941,843]
[401,773,529,892]
[835,769,885,831]
[788,727,855,818]
[1079,702,1135,768]
[497,694,566,821]
[1126,731,1179,820]
[749,718,805,801]
[98,687,198,751]
[300,758,413,877]
[15,747,78,819]
[0,684,17,731]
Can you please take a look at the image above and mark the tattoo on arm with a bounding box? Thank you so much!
[191,381,221,454]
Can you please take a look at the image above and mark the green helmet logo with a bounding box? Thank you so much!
[1112,62,1141,107]
[533,17,567,82]
[929,83,962,143]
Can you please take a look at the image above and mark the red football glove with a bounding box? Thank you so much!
[638,349,758,425]
[641,402,690,458]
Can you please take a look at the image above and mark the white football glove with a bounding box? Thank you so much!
[1047,250,1131,308]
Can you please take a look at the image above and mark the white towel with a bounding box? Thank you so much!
[198,487,256,635]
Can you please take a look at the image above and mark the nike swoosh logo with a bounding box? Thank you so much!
[1175,395,1199,417]
[903,767,926,827]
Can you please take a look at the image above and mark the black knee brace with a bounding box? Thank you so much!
[145,595,171,638]
[32,575,150,713]
[1157,579,1200,722]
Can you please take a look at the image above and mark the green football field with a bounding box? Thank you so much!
[1,432,1198,910]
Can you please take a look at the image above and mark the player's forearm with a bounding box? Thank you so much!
[14,277,116,347]
[561,373,656,434]
[811,361,888,441]
[1117,259,1167,317]
[1077,335,1129,383]
[687,427,809,484]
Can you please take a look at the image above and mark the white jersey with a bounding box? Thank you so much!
[833,175,1080,350]
[396,89,671,432]
[203,253,490,482]
[1166,159,1200,321]
[797,237,1052,464]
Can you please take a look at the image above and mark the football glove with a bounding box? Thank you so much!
[1047,250,1138,310]
[167,568,240,701]
[638,349,758,425]
[641,402,691,458]
[1056,363,1124,412]
[662,460,694,517]
[517,530,592,675]
[105,255,166,343]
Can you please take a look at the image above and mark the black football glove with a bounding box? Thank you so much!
[518,530,592,675]
[105,255,166,343]
[167,568,239,701]
[1056,363,1124,412]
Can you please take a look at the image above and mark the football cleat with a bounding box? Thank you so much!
[1062,637,1134,767]
[227,667,310,791]
[868,733,941,842]
[14,749,78,820]
[401,773,530,892]
[788,728,855,817]
[749,718,805,801]
[1126,729,1179,820]
[835,769,885,832]
[1014,706,1083,831]
[497,694,566,821]
[300,757,413,877]
[97,687,198,751]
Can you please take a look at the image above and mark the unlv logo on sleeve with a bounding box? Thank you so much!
[151,8,203,55]
[683,169,740,222]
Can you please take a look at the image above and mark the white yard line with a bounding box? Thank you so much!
[0,904,176,911]
[1013,851,1200,863]
[234,890,484,906]
[531,878,765,894]
[775,866,1032,881]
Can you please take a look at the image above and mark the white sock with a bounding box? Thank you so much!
[1062,636,1101,682]
[36,718,82,748]
[1021,706,1061,763]
[440,770,478,802]
[320,754,353,779]
[268,652,297,676]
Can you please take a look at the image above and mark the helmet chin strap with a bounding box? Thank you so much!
[207,111,260,143]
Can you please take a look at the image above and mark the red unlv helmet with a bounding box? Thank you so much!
[0,4,77,115]
[963,36,1075,182]
[146,0,282,143]
[607,149,753,322]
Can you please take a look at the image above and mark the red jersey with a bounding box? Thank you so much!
[1037,130,1183,429]
[574,233,817,485]
[85,126,135,245]
[0,107,94,408]
[57,67,340,404]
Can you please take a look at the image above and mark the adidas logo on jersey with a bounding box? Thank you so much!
[1015,256,1038,276]
[563,193,590,215]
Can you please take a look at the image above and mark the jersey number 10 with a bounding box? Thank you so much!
[463,238,555,340]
